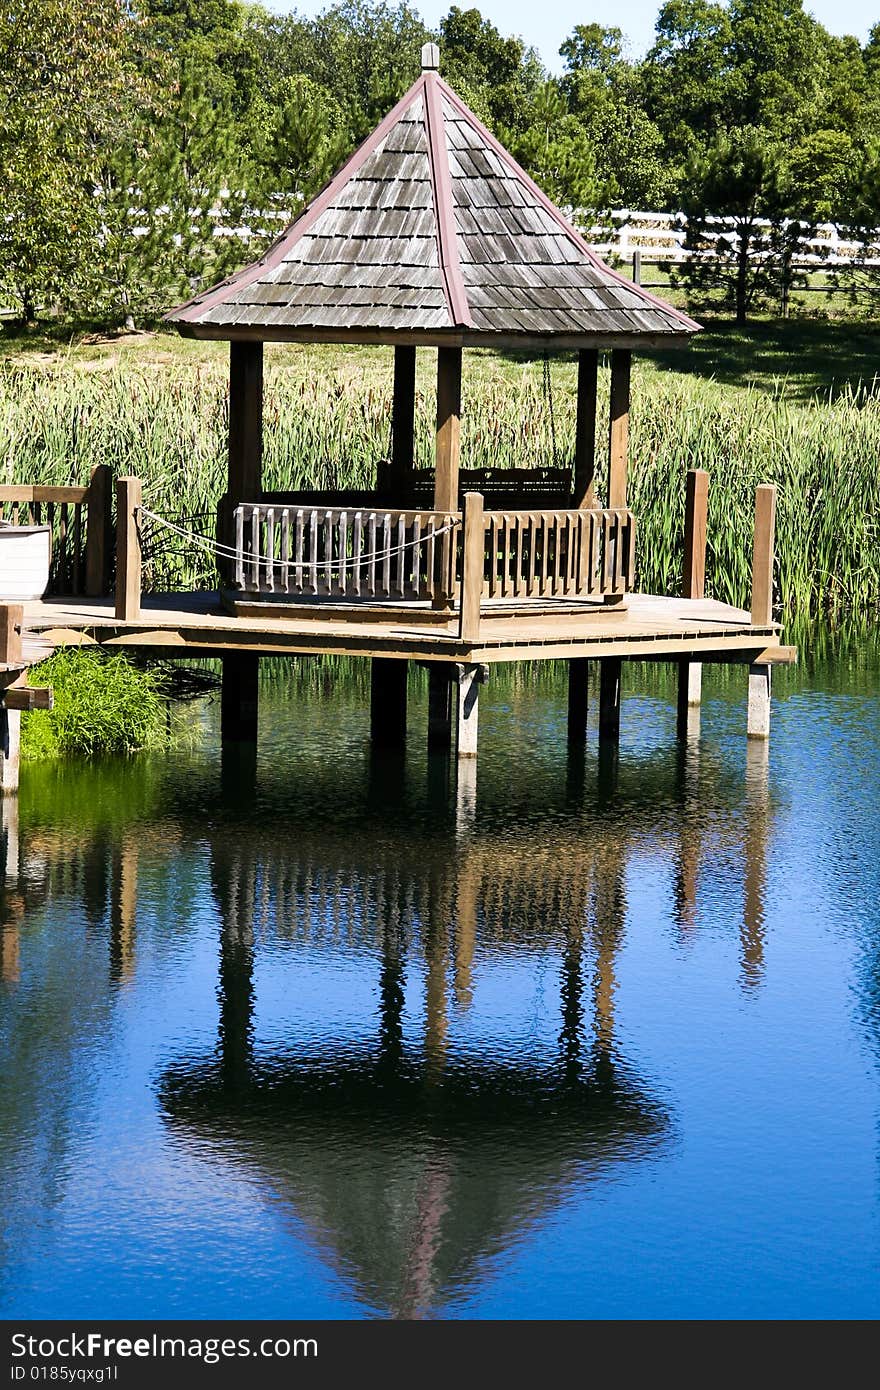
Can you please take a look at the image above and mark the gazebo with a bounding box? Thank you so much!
[167,42,698,579]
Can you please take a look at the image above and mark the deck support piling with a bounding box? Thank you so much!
[0,707,20,797]
[221,652,259,744]
[456,663,484,758]
[371,658,408,749]
[567,657,589,745]
[598,657,622,744]
[747,663,772,739]
[427,663,453,751]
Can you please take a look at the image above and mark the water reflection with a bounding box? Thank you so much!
[0,664,784,1317]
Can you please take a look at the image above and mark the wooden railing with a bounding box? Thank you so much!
[233,505,459,601]
[0,465,113,597]
[481,507,635,600]
[232,497,636,612]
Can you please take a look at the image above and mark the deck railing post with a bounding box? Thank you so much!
[0,605,23,797]
[85,464,113,597]
[678,467,709,735]
[748,483,777,739]
[750,483,776,626]
[459,492,484,644]
[115,476,142,622]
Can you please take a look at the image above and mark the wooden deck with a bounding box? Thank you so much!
[24,590,794,666]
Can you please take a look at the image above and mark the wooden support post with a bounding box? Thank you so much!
[370,657,407,749]
[427,662,452,751]
[598,656,621,743]
[459,491,483,644]
[221,652,259,744]
[390,345,416,497]
[85,463,113,597]
[0,604,22,666]
[456,663,484,758]
[751,483,776,626]
[1,792,19,884]
[608,349,631,508]
[747,663,771,739]
[228,341,264,504]
[573,349,598,507]
[678,467,709,733]
[434,347,461,512]
[568,657,589,745]
[114,476,142,622]
[632,249,642,285]
[0,707,20,797]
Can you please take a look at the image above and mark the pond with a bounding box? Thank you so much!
[1,636,879,1320]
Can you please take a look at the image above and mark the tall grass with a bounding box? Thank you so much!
[2,351,878,614]
[21,649,170,760]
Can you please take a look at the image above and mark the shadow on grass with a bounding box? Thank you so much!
[644,317,880,403]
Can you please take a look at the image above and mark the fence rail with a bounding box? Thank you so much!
[0,466,112,597]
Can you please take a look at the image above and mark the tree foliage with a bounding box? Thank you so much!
[4,0,880,328]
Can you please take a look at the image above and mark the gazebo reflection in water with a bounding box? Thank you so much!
[0,732,772,1316]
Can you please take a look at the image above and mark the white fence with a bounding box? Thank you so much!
[581,209,880,269]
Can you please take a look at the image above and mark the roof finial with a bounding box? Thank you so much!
[421,41,440,72]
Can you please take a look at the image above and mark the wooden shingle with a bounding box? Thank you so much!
[167,71,699,345]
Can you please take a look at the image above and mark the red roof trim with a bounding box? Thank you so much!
[423,72,473,329]
[167,76,432,324]
[437,78,701,335]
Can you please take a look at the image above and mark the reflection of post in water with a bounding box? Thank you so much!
[424,914,448,1082]
[559,919,585,1082]
[453,853,478,1012]
[673,727,702,936]
[212,845,256,1090]
[376,868,406,1079]
[109,832,139,983]
[590,844,627,1056]
[741,738,770,990]
[398,1151,452,1320]
[1,795,21,983]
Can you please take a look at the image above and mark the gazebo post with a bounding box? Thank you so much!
[389,345,417,499]
[434,347,461,512]
[228,341,264,506]
[608,349,631,508]
[573,349,598,507]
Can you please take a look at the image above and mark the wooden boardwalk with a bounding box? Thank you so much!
[24,590,793,666]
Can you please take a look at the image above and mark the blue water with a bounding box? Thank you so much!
[1,643,879,1319]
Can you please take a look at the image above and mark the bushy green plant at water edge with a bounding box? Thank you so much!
[21,649,169,760]
[2,353,879,614]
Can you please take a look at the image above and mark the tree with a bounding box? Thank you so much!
[502,82,609,216]
[678,125,791,323]
[0,0,137,321]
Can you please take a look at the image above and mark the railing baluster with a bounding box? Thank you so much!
[59,503,69,592]
[250,505,260,589]
[352,512,363,596]
[266,507,275,592]
[281,508,290,592]
[339,512,348,596]
[73,502,82,593]
[324,511,333,594]
[368,513,377,596]
[295,510,304,593]
[382,514,391,597]
[309,510,319,594]
[396,515,406,596]
[235,507,245,589]
[410,515,421,596]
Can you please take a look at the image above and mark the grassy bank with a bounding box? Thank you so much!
[1,325,879,614]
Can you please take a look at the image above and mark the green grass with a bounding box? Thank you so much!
[1,321,879,615]
[21,649,170,760]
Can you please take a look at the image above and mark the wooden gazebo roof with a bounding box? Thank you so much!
[168,50,699,349]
